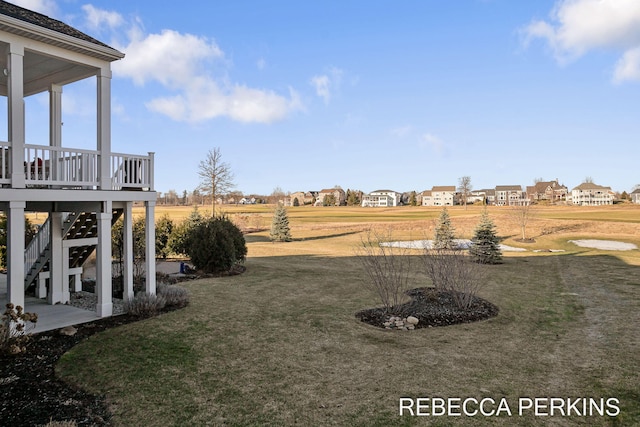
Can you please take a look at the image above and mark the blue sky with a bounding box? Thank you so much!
[11,0,640,195]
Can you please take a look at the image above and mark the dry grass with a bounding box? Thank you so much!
[56,205,640,426]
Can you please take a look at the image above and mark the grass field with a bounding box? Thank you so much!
[57,204,640,426]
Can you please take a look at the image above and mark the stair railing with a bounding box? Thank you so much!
[24,216,51,278]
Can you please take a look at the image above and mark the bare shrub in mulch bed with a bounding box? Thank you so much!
[355,287,499,329]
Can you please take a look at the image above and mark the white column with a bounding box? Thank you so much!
[47,212,66,304]
[49,84,63,182]
[97,67,112,190]
[62,246,70,302]
[145,200,156,295]
[123,202,134,301]
[6,201,25,309]
[49,84,63,146]
[96,203,113,317]
[7,43,25,188]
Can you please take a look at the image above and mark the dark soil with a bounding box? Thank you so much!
[355,287,499,328]
[0,307,184,426]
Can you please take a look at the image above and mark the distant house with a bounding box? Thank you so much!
[468,190,488,205]
[495,185,525,206]
[477,189,496,205]
[631,188,640,204]
[422,186,457,206]
[288,191,316,206]
[362,190,401,207]
[526,179,568,203]
[571,182,614,206]
[316,188,346,206]
[239,197,256,205]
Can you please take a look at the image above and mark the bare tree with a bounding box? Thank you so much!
[165,189,178,206]
[421,247,485,310]
[510,202,535,241]
[355,228,413,314]
[458,176,472,209]
[198,148,235,215]
[270,186,285,205]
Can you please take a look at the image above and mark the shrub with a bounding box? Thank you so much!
[1,303,38,354]
[185,215,247,274]
[168,206,203,256]
[111,216,147,283]
[422,247,485,310]
[155,214,175,259]
[157,284,190,308]
[124,293,166,317]
[355,229,412,314]
[0,214,37,269]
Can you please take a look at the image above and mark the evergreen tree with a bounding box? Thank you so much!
[469,208,502,264]
[409,191,417,206]
[434,207,456,249]
[346,189,360,206]
[270,203,292,242]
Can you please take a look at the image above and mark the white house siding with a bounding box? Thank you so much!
[362,190,399,207]
[571,183,614,206]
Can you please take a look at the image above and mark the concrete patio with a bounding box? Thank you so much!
[1,274,100,333]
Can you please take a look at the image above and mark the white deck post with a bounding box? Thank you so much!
[96,203,113,317]
[62,245,70,301]
[123,202,134,301]
[97,67,112,190]
[47,212,66,304]
[148,152,155,191]
[145,200,156,295]
[7,43,25,188]
[49,84,63,181]
[6,201,25,309]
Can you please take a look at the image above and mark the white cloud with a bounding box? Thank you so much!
[613,46,640,83]
[10,0,57,16]
[81,4,124,32]
[421,133,446,155]
[100,13,301,123]
[522,0,640,82]
[310,75,330,104]
[112,29,224,88]
[391,125,413,138]
[310,67,343,104]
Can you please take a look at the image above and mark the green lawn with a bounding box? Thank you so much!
[57,207,640,426]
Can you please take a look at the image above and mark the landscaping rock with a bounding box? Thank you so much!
[59,326,77,336]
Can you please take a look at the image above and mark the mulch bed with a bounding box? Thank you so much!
[355,287,499,328]
[0,266,241,427]
[0,312,149,426]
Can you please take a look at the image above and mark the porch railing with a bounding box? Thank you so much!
[0,142,9,185]
[111,151,154,190]
[0,142,153,190]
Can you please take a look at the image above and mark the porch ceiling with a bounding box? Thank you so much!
[0,42,96,97]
